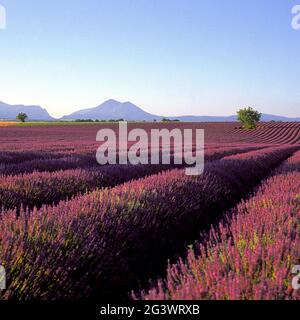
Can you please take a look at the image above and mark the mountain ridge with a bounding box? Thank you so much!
[0,101,55,121]
[1,99,299,122]
[61,99,159,121]
[61,99,300,122]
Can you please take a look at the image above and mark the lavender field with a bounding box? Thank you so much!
[0,123,299,301]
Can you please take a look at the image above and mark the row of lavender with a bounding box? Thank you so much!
[138,151,300,300]
[0,144,264,176]
[0,146,264,211]
[0,146,296,300]
[1,123,298,151]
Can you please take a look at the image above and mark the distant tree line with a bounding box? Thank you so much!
[161,118,180,122]
[74,118,181,123]
[74,119,125,123]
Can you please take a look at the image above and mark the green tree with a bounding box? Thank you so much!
[237,107,261,129]
[16,113,28,123]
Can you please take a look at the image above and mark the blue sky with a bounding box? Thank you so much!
[0,0,299,118]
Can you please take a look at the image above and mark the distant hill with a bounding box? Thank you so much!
[256,114,300,122]
[168,114,300,122]
[1,99,299,122]
[62,99,300,122]
[0,101,54,121]
[61,99,160,121]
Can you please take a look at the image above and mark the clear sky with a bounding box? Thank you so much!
[0,0,299,118]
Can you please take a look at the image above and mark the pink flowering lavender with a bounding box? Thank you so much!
[138,151,300,300]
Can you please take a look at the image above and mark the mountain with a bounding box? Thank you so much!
[0,101,54,121]
[168,115,236,122]
[258,114,300,122]
[61,99,161,121]
[62,99,300,122]
[1,99,299,122]
[169,114,300,122]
